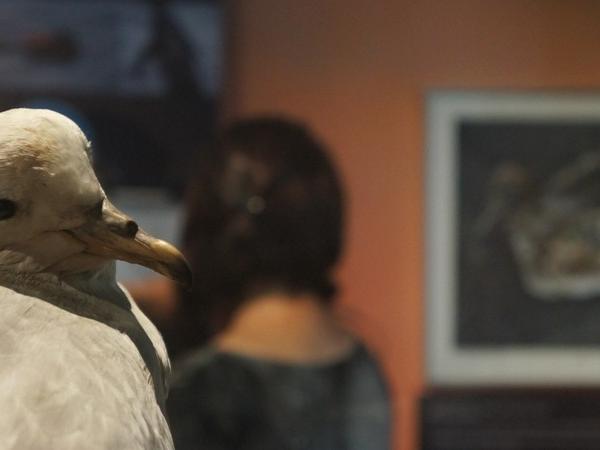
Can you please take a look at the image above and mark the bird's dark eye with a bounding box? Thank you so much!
[0,199,16,221]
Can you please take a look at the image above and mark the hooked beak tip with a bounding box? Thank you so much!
[134,235,193,289]
[165,256,193,291]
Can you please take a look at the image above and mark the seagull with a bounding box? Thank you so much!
[0,108,191,450]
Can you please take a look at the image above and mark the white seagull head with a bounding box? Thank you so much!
[0,108,191,287]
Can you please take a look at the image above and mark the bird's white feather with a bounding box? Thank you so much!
[0,271,173,450]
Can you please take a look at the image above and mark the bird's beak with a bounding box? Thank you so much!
[70,201,192,289]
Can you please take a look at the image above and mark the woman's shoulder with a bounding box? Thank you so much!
[170,346,254,389]
[168,339,388,397]
[346,342,387,376]
[172,339,381,373]
[168,346,268,419]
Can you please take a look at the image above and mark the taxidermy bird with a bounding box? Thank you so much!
[0,108,191,450]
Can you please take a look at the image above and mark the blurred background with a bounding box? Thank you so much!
[6,1,600,450]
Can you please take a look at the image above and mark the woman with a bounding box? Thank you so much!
[167,117,391,450]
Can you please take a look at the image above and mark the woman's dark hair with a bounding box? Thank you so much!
[179,116,345,339]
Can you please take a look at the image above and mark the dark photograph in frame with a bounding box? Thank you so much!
[459,121,600,346]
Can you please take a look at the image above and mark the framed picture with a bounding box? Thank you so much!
[426,91,600,385]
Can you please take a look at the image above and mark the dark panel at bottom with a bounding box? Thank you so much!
[422,390,600,450]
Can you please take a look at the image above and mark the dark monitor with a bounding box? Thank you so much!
[0,0,223,196]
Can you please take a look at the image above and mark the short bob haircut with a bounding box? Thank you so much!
[180,116,345,336]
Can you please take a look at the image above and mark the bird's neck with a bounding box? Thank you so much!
[0,261,130,311]
[61,262,131,309]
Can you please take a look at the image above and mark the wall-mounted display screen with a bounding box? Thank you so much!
[0,0,222,194]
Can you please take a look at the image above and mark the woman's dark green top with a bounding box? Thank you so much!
[167,343,391,450]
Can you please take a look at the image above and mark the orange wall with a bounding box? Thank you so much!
[222,2,600,449]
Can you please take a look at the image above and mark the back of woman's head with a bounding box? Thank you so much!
[182,116,345,333]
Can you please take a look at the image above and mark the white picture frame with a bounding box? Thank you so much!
[426,90,600,386]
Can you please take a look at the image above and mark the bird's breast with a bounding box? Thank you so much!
[0,279,173,450]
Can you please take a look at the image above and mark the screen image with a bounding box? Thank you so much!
[0,0,223,195]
